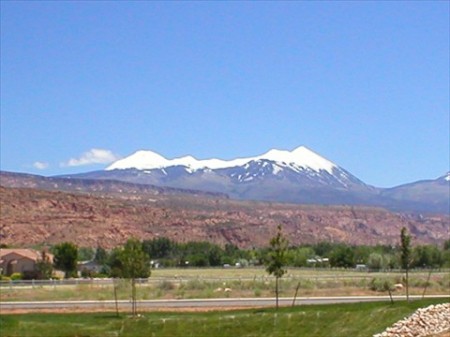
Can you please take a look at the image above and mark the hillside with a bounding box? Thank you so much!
[1,186,448,249]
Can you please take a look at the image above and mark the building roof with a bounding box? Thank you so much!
[0,249,53,262]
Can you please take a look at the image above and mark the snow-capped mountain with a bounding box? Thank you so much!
[107,146,337,173]
[3,146,447,213]
[105,146,365,188]
[97,146,376,205]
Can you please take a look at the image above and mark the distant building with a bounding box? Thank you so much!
[307,257,329,266]
[77,260,103,275]
[355,264,367,271]
[0,249,53,276]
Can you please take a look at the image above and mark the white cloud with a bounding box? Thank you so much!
[33,161,49,170]
[62,148,121,167]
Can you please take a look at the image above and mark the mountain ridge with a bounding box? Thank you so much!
[97,145,446,213]
[1,146,447,214]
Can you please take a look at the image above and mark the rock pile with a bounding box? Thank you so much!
[374,303,450,337]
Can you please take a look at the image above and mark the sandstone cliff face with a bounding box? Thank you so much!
[0,186,448,249]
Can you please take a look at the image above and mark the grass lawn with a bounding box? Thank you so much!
[1,298,448,337]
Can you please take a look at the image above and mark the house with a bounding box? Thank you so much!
[77,260,103,276]
[0,248,53,276]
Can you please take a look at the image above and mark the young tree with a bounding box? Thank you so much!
[264,225,289,310]
[400,227,411,302]
[36,250,53,279]
[117,238,151,317]
[53,242,78,278]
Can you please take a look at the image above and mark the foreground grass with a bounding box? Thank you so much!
[1,298,448,337]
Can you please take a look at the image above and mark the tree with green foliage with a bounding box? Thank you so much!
[94,246,108,265]
[443,239,450,251]
[117,238,150,317]
[142,237,176,259]
[286,247,315,267]
[224,243,239,258]
[179,241,225,267]
[353,245,371,266]
[442,240,450,268]
[107,248,123,278]
[312,241,334,257]
[400,227,411,302]
[264,225,289,310]
[412,245,442,269]
[367,252,384,271]
[329,244,355,268]
[35,250,53,279]
[53,242,78,278]
[77,247,95,261]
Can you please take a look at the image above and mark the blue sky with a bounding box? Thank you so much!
[1,1,448,187]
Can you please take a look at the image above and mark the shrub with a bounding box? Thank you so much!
[437,274,450,288]
[158,280,176,291]
[297,279,315,290]
[369,278,386,292]
[184,279,207,291]
[410,277,432,288]
[80,268,94,278]
[10,273,22,280]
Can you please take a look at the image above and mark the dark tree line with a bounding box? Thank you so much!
[5,236,449,281]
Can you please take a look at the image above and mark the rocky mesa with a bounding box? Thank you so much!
[1,186,448,249]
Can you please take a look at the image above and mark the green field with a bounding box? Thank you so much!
[1,299,448,337]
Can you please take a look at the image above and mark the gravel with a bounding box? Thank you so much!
[374,303,450,337]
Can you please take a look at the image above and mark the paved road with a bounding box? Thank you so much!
[1,295,448,311]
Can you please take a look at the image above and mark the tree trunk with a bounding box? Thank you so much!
[275,276,279,310]
[406,268,409,302]
[292,281,301,307]
[132,278,137,317]
[114,278,119,317]
[421,268,432,299]
[388,287,394,304]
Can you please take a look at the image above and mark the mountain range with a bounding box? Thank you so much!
[1,146,448,248]
[59,146,448,214]
[1,146,448,213]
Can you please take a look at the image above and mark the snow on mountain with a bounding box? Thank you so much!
[106,146,337,174]
[54,148,449,212]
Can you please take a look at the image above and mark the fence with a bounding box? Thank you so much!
[1,268,446,289]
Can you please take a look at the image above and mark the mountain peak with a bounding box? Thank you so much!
[106,146,337,174]
[110,150,168,170]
